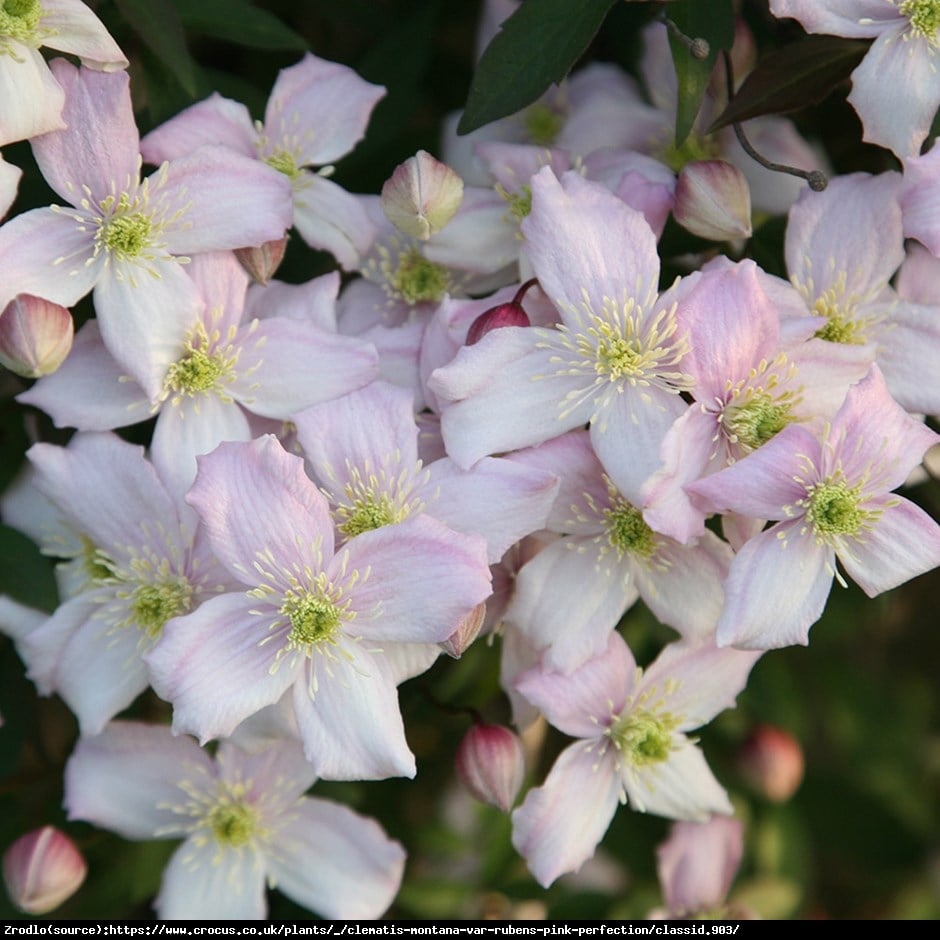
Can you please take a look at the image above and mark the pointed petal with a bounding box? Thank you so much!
[65,721,212,839]
[511,741,621,888]
[141,94,256,164]
[292,175,377,269]
[268,798,404,919]
[40,0,128,70]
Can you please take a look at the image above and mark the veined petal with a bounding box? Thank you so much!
[522,168,660,329]
[269,798,404,920]
[716,522,834,650]
[146,593,298,743]
[292,174,377,269]
[157,838,266,921]
[507,538,638,674]
[425,456,560,564]
[159,146,293,255]
[141,94,256,165]
[514,632,637,738]
[33,59,139,203]
[41,0,128,70]
[17,321,151,431]
[65,721,214,840]
[768,0,901,37]
[264,53,385,167]
[339,515,491,644]
[511,740,621,888]
[0,207,98,311]
[291,645,415,780]
[623,740,732,821]
[0,47,65,147]
[231,318,378,419]
[839,497,940,597]
[872,300,940,415]
[187,436,335,583]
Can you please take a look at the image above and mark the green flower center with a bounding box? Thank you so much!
[609,707,677,766]
[207,795,258,848]
[522,102,565,146]
[901,0,940,40]
[131,576,193,638]
[496,182,532,223]
[81,537,116,584]
[806,480,865,537]
[337,494,399,538]
[809,277,872,345]
[605,500,657,559]
[594,322,646,379]
[0,0,42,47]
[391,247,449,305]
[265,149,302,181]
[281,586,344,648]
[722,391,792,451]
[98,193,153,261]
[166,349,225,395]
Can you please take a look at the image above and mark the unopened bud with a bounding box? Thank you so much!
[3,826,87,915]
[466,278,537,345]
[673,160,752,241]
[0,294,73,379]
[440,602,486,659]
[235,236,288,285]
[381,150,464,241]
[456,723,525,812]
[738,724,805,803]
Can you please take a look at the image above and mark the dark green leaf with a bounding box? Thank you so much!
[666,0,734,144]
[457,0,618,136]
[113,0,198,97]
[709,36,869,132]
[0,524,57,612]
[170,0,307,52]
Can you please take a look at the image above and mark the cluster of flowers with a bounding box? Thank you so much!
[1,0,939,921]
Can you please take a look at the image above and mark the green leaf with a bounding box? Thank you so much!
[457,0,618,136]
[170,0,308,52]
[113,0,198,98]
[0,524,57,612]
[709,36,869,132]
[666,0,734,145]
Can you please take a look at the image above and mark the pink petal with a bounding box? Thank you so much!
[40,0,128,70]
[0,48,65,146]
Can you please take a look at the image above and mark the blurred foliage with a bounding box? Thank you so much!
[1,0,939,923]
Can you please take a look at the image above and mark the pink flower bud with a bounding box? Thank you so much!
[440,602,486,659]
[0,295,74,379]
[673,160,752,241]
[3,826,87,915]
[466,278,538,345]
[738,724,805,803]
[381,150,464,241]
[234,236,289,285]
[456,723,525,812]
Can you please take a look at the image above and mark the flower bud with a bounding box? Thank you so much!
[234,236,289,285]
[0,294,74,379]
[738,724,805,803]
[3,826,87,915]
[673,160,752,241]
[466,278,537,345]
[440,602,486,659]
[456,723,525,812]
[381,150,464,241]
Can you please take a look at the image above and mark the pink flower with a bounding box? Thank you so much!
[65,722,405,919]
[146,435,493,780]
[688,367,940,649]
[3,826,86,915]
[510,633,758,886]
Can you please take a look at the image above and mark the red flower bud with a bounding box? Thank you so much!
[466,278,537,345]
[455,723,525,812]
[3,827,87,915]
[738,724,805,802]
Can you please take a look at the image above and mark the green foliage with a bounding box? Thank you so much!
[457,0,618,135]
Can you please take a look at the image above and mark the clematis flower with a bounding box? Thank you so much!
[19,253,379,499]
[140,53,385,269]
[429,167,693,501]
[688,366,940,649]
[0,432,233,735]
[145,435,492,780]
[0,153,20,217]
[510,633,759,887]
[770,0,940,159]
[65,722,405,920]
[0,0,127,146]
[0,59,293,387]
